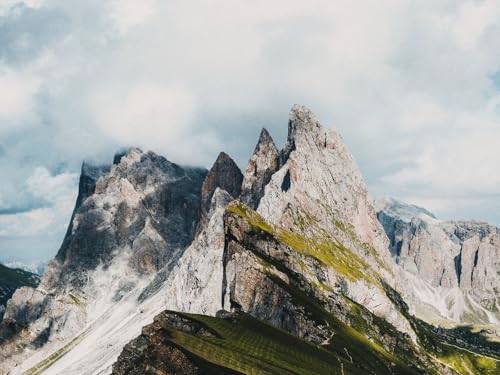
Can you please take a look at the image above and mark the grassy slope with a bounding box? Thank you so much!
[226,201,377,284]
[165,312,414,375]
[404,308,500,375]
[225,201,500,375]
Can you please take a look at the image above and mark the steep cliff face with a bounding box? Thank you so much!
[0,149,208,374]
[197,152,243,234]
[151,153,242,316]
[376,198,500,325]
[258,106,393,273]
[225,105,410,338]
[240,128,280,209]
[44,148,207,291]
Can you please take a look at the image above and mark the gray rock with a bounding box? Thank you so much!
[376,197,500,324]
[197,152,242,234]
[0,148,207,373]
[240,128,280,209]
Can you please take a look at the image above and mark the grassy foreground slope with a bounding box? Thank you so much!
[114,310,423,375]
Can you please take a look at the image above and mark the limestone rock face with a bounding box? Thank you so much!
[240,128,280,209]
[258,105,392,270]
[43,148,207,291]
[224,105,413,339]
[376,197,500,324]
[0,149,207,373]
[197,152,243,233]
[153,188,234,316]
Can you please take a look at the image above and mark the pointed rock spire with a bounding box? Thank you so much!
[281,104,328,164]
[197,152,243,232]
[240,128,280,209]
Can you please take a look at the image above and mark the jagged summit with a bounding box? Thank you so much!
[74,161,110,212]
[258,105,389,262]
[198,152,243,233]
[281,104,327,162]
[44,148,208,292]
[288,104,321,133]
[112,147,142,165]
[240,128,280,209]
[255,127,275,150]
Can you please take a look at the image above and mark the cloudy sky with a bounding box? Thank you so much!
[1,0,500,265]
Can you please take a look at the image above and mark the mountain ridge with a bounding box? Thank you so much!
[0,105,498,374]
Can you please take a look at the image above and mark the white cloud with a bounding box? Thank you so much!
[0,167,76,238]
[450,0,500,50]
[108,0,157,34]
[90,83,195,146]
[0,68,40,127]
[26,166,77,203]
[0,0,42,15]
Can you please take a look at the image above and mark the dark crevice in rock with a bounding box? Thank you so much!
[395,240,403,258]
[454,251,462,286]
[473,249,479,268]
[281,170,291,192]
[472,249,480,285]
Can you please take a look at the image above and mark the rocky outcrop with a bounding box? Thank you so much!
[197,152,242,235]
[258,105,392,271]
[240,128,280,209]
[0,265,39,321]
[151,153,243,315]
[236,105,410,336]
[0,149,208,373]
[42,148,207,292]
[376,198,500,324]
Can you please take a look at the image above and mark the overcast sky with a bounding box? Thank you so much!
[1,0,500,264]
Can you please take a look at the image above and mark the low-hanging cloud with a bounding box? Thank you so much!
[1,0,500,263]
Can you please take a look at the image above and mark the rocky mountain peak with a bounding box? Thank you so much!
[256,127,274,148]
[44,149,207,291]
[281,104,327,162]
[258,105,390,263]
[374,197,438,224]
[377,198,500,325]
[63,161,110,244]
[240,128,280,209]
[198,152,243,232]
[112,147,141,165]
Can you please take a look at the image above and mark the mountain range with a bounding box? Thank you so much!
[0,105,498,374]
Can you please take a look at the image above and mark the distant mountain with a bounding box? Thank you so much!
[0,263,40,320]
[0,106,498,375]
[376,197,500,326]
[3,261,46,275]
